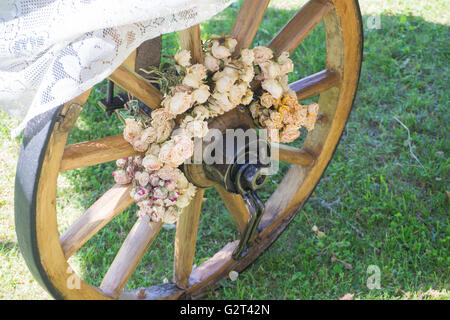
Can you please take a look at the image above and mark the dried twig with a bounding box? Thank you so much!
[310,197,366,238]
[393,116,425,169]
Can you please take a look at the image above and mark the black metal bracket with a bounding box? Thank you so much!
[98,81,128,116]
[98,80,152,118]
[232,164,266,260]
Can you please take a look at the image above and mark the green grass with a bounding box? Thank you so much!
[0,0,449,300]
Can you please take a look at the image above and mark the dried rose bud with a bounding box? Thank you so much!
[133,155,143,167]
[116,158,128,167]
[149,175,160,187]
[166,180,177,192]
[153,187,168,200]
[126,166,134,177]
[138,171,150,187]
[133,188,148,201]
[112,169,132,185]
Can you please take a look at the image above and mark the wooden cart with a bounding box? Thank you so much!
[14,0,363,299]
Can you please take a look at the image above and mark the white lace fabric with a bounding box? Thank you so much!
[0,0,236,137]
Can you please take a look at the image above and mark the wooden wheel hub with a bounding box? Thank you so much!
[183,107,270,192]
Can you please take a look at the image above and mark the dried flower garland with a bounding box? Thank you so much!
[113,35,319,224]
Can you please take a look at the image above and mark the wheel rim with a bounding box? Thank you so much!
[15,0,362,300]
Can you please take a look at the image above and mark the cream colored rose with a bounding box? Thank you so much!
[249,102,262,118]
[164,91,194,115]
[259,61,281,79]
[185,183,197,198]
[253,46,273,64]
[190,64,207,79]
[159,135,194,167]
[240,65,255,83]
[212,92,234,111]
[215,75,235,93]
[174,49,191,67]
[176,194,190,208]
[132,139,150,152]
[177,173,189,189]
[307,103,319,116]
[142,154,162,171]
[222,66,240,81]
[184,120,209,138]
[228,83,247,105]
[182,73,201,89]
[277,51,294,75]
[154,120,174,143]
[123,118,142,144]
[163,207,179,224]
[260,92,275,108]
[192,84,210,104]
[140,126,156,144]
[277,51,290,64]
[183,64,207,88]
[225,37,238,53]
[262,79,283,99]
[192,105,210,120]
[280,125,300,143]
[277,74,293,95]
[151,109,174,123]
[241,89,254,105]
[211,40,231,59]
[158,165,181,181]
[270,110,284,127]
[293,106,307,127]
[240,48,255,65]
[204,53,220,72]
[146,143,160,156]
[279,59,294,75]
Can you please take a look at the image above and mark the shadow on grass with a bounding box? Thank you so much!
[49,6,449,299]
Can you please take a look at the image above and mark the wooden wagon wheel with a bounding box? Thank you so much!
[15,0,362,300]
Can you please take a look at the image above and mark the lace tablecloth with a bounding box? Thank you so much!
[0,0,235,137]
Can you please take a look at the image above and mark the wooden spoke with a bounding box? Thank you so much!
[271,143,316,166]
[179,25,203,64]
[269,0,333,54]
[173,188,205,288]
[189,241,238,286]
[60,184,134,258]
[109,65,163,108]
[230,0,270,55]
[60,134,139,172]
[100,217,163,298]
[216,186,250,234]
[290,69,341,101]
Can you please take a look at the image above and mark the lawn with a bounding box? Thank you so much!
[0,0,448,300]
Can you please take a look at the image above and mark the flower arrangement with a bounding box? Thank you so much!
[112,34,319,224]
